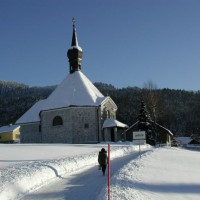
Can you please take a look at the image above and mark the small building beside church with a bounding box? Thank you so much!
[125,101,173,146]
[16,20,127,144]
[125,121,173,146]
[0,124,20,143]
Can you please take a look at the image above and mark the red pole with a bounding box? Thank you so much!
[108,144,110,200]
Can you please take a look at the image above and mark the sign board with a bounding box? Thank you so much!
[133,131,146,140]
[133,131,146,157]
[133,140,146,145]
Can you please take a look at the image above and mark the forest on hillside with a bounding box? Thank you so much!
[1,80,200,137]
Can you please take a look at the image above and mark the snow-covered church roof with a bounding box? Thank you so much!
[16,71,107,124]
[47,71,105,107]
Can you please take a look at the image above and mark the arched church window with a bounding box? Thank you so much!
[52,116,63,126]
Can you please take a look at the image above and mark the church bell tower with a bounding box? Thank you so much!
[67,18,83,73]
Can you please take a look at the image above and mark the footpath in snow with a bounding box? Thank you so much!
[1,144,200,200]
[21,149,149,200]
[0,143,149,200]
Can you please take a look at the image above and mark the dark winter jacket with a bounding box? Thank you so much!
[98,148,108,165]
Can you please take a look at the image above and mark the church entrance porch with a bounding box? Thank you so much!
[111,128,115,142]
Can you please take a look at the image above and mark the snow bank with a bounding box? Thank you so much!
[98,147,200,200]
[97,149,153,200]
[0,144,149,200]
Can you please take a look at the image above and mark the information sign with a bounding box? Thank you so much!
[133,131,146,140]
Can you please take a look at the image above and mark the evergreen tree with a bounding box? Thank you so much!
[138,101,156,145]
[138,101,152,130]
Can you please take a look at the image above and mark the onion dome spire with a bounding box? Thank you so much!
[67,17,83,73]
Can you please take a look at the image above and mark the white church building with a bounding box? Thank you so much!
[16,20,128,144]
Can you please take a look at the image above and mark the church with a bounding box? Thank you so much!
[16,19,128,144]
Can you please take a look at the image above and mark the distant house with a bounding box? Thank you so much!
[0,125,20,143]
[124,101,173,146]
[174,137,191,147]
[174,137,200,147]
[125,121,173,146]
[154,122,173,145]
[189,139,200,145]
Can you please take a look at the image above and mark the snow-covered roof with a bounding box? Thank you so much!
[124,121,139,132]
[124,121,173,136]
[46,71,105,107]
[68,45,82,52]
[102,119,128,128]
[16,100,46,124]
[154,122,173,136]
[174,137,192,144]
[16,71,106,124]
[0,124,20,134]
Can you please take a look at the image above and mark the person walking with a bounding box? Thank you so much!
[98,148,108,176]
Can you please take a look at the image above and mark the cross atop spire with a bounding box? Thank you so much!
[71,17,78,46]
[72,17,76,28]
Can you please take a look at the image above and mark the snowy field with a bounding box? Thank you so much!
[99,147,200,200]
[0,143,200,200]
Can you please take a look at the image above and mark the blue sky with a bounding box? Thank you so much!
[1,0,200,91]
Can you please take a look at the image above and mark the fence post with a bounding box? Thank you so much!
[108,144,110,200]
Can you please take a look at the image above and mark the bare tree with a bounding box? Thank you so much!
[142,80,164,124]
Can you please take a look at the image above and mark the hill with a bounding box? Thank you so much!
[1,80,200,137]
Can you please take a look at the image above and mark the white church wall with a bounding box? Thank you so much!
[19,103,116,144]
[100,99,117,142]
[103,128,111,141]
[41,108,73,143]
[20,122,41,143]
[40,107,100,143]
[71,107,99,143]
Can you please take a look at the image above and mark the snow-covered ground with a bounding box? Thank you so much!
[99,147,200,200]
[0,143,200,200]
